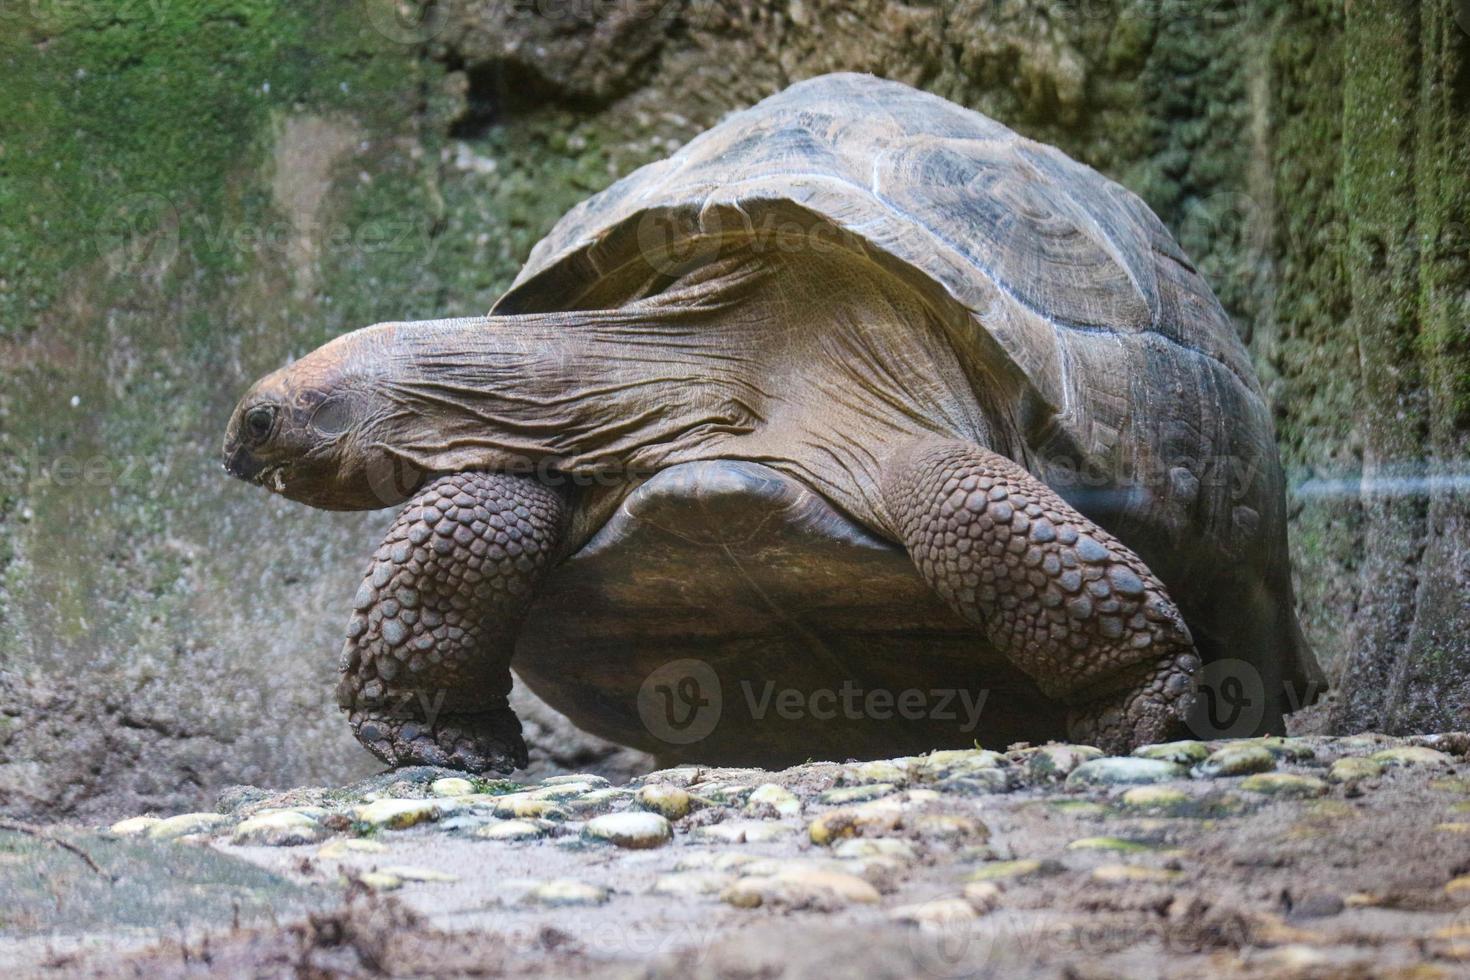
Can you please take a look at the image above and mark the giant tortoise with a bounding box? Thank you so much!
[223,73,1323,770]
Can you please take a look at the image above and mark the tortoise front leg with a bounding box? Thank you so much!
[337,471,568,773]
[880,439,1200,754]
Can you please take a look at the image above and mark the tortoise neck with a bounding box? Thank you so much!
[372,256,771,473]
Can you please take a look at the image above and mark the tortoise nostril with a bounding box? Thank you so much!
[224,446,263,481]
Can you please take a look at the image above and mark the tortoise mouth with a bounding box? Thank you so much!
[223,449,289,494]
[253,463,289,493]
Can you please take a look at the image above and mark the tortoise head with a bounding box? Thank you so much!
[223,324,432,510]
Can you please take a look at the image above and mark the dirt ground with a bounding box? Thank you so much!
[5,732,1469,979]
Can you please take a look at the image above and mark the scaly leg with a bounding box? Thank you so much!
[881,439,1199,753]
[337,471,567,772]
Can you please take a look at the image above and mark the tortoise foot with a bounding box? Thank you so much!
[337,470,567,774]
[882,438,1203,750]
[349,704,528,774]
[1065,650,1201,754]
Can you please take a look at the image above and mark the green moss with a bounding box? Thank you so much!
[0,3,438,812]
[0,2,431,337]
[470,778,522,796]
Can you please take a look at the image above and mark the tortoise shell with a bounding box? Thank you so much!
[497,73,1322,762]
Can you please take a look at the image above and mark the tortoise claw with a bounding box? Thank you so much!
[350,706,527,774]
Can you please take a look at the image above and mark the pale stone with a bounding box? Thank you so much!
[493,797,570,821]
[745,783,801,818]
[963,881,1001,911]
[318,839,387,858]
[1023,743,1104,781]
[1066,757,1187,787]
[635,784,692,820]
[674,851,759,872]
[688,783,754,806]
[819,783,897,805]
[1256,946,1331,971]
[148,812,233,840]
[635,767,702,787]
[691,820,793,844]
[935,770,1012,796]
[839,760,909,785]
[430,777,476,798]
[723,867,880,909]
[526,879,609,906]
[379,864,459,883]
[567,788,629,814]
[1120,786,1191,809]
[351,798,448,830]
[966,860,1046,882]
[526,782,598,800]
[889,897,979,928]
[807,799,904,845]
[232,810,327,846]
[1195,744,1276,778]
[1372,746,1455,768]
[583,812,673,849]
[474,819,548,841]
[1329,757,1384,783]
[1132,741,1210,765]
[108,816,161,836]
[1247,737,1317,761]
[1049,800,1110,817]
[1066,836,1155,853]
[1091,864,1183,883]
[831,838,917,861]
[917,749,1005,778]
[651,871,736,897]
[542,773,609,788]
[1239,773,1328,798]
[910,813,986,841]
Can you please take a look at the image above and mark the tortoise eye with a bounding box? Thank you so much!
[244,405,277,444]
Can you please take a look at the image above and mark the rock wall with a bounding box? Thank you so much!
[2,0,1465,819]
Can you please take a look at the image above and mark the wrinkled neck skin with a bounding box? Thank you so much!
[346,246,989,547]
[369,255,773,481]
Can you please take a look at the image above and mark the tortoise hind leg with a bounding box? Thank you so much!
[337,471,568,773]
[879,438,1200,754]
